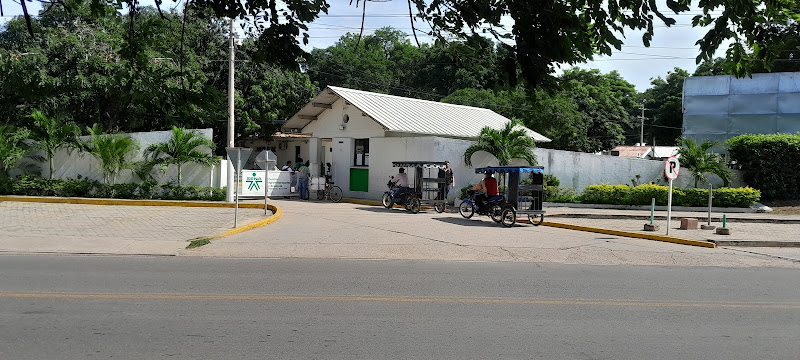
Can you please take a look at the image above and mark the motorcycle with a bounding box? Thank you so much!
[381,176,419,212]
[459,189,506,223]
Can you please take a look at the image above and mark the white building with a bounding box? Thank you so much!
[277,86,550,201]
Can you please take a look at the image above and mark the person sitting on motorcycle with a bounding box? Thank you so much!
[472,172,499,213]
[389,167,410,204]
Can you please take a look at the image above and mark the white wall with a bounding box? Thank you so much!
[534,148,744,191]
[27,129,218,186]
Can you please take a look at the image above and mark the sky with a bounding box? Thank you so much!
[1,0,729,92]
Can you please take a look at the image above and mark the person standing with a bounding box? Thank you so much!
[298,161,311,200]
[443,161,454,201]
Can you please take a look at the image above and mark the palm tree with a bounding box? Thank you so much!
[144,127,219,186]
[464,119,538,166]
[676,137,733,187]
[84,124,140,184]
[28,110,84,179]
[0,125,33,180]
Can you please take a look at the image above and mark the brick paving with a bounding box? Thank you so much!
[0,202,268,255]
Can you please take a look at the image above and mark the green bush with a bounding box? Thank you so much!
[0,176,224,201]
[727,134,800,200]
[577,183,759,208]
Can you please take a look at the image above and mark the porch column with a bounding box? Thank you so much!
[308,137,321,177]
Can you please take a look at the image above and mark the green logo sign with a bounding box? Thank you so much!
[246,173,262,191]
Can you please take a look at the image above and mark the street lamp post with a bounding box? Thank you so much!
[226,18,236,202]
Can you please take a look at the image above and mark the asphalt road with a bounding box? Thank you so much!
[1,255,799,359]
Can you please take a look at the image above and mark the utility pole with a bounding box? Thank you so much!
[226,18,236,203]
[638,101,648,146]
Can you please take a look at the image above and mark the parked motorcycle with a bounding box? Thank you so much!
[459,189,506,223]
[381,176,419,212]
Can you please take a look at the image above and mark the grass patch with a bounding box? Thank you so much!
[186,237,212,249]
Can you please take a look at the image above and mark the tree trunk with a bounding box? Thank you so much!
[49,155,55,180]
[178,164,182,186]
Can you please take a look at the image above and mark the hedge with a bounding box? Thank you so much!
[727,134,800,200]
[0,175,225,201]
[579,184,760,208]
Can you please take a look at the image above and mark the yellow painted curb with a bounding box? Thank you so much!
[217,204,283,238]
[519,219,715,248]
[0,195,264,208]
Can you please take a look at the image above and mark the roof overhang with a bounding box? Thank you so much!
[282,87,340,132]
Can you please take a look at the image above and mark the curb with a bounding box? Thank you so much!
[546,213,800,224]
[217,204,282,238]
[518,219,716,248]
[710,240,800,248]
[0,195,266,208]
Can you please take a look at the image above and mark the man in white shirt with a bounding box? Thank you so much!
[389,168,410,207]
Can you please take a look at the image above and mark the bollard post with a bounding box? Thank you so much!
[723,214,727,228]
[650,198,655,225]
[707,184,713,225]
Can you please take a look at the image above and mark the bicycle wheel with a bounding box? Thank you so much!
[434,202,446,213]
[381,193,393,208]
[500,207,516,228]
[528,213,544,226]
[459,200,474,219]
[489,204,503,223]
[329,186,343,203]
[317,189,325,201]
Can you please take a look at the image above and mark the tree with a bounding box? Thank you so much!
[4,0,795,87]
[676,138,732,188]
[28,110,83,179]
[144,127,218,185]
[642,68,690,146]
[84,124,140,184]
[464,120,537,167]
[0,125,32,180]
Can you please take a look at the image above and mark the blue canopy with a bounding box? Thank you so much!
[475,166,544,174]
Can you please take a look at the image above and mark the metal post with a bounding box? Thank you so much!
[707,184,713,225]
[650,198,655,225]
[666,179,673,235]
[723,214,727,228]
[235,149,240,228]
[264,169,269,215]
[226,18,236,203]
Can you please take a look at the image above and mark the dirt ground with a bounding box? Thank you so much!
[762,200,800,215]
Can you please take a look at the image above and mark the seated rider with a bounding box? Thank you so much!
[472,172,499,212]
[390,167,410,204]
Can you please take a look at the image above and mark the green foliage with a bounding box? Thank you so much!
[578,184,760,208]
[641,68,689,146]
[727,134,800,200]
[464,119,537,166]
[0,125,32,179]
[186,237,212,249]
[0,175,225,201]
[84,124,140,184]
[28,110,83,179]
[677,137,733,187]
[144,127,219,186]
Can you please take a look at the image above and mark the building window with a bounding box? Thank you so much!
[354,138,369,166]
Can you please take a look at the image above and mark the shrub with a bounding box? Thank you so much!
[0,175,224,201]
[577,183,759,208]
[727,134,800,200]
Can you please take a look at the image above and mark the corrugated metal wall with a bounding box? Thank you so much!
[683,72,800,152]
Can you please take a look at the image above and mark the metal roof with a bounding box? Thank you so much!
[392,161,448,169]
[283,86,551,142]
[475,166,545,174]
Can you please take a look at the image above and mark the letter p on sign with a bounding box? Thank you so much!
[665,156,680,180]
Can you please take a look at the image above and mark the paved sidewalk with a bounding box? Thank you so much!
[0,201,269,255]
[544,205,800,246]
[188,199,800,268]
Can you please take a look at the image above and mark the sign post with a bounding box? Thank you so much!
[225,147,252,228]
[664,156,680,235]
